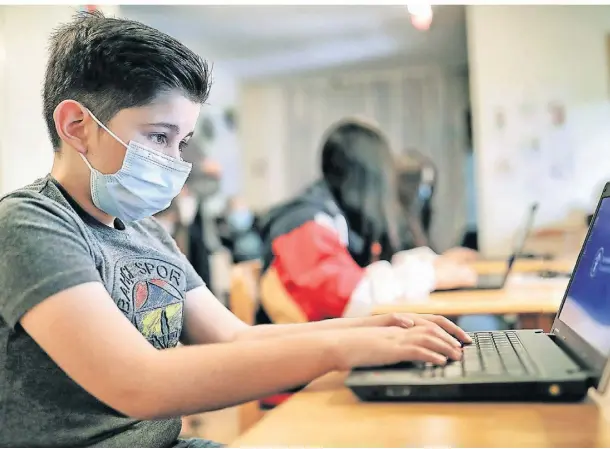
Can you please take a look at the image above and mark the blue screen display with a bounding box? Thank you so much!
[560,197,610,355]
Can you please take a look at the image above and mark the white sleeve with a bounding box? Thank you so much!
[342,261,401,317]
[341,252,437,318]
[392,246,438,265]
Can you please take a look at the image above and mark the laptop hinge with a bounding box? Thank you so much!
[548,333,600,386]
[597,362,610,395]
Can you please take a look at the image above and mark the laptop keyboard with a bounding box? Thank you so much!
[422,331,536,378]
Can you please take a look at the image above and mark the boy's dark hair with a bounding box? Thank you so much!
[43,10,211,150]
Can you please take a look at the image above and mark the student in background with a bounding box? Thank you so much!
[257,117,478,325]
[156,177,220,290]
[181,140,224,290]
[396,149,478,263]
[218,196,262,264]
[0,12,471,448]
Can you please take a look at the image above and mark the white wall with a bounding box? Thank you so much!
[0,9,5,195]
[239,83,288,210]
[0,6,72,195]
[0,5,121,196]
[468,5,610,256]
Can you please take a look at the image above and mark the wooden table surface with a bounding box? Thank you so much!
[471,257,575,275]
[373,281,568,316]
[233,373,610,448]
[371,258,574,317]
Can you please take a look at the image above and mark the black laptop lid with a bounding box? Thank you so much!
[552,183,610,379]
[502,203,539,283]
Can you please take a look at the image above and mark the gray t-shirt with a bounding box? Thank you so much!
[0,176,205,447]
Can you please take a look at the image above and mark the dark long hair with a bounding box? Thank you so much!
[320,118,400,260]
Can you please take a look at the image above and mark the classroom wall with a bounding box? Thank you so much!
[0,5,120,196]
[468,5,610,256]
[239,83,288,209]
[0,9,5,195]
[196,64,242,197]
[0,6,71,195]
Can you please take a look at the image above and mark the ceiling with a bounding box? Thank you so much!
[121,5,468,79]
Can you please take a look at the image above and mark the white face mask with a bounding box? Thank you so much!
[81,110,192,222]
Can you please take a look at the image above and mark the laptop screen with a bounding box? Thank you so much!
[511,204,538,255]
[503,204,538,278]
[558,197,610,356]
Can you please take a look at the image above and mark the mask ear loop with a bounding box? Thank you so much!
[80,108,130,172]
[85,108,129,148]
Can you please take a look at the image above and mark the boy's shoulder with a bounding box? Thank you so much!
[0,176,83,230]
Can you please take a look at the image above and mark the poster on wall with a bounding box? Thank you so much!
[542,101,574,182]
[491,106,513,177]
[515,93,555,198]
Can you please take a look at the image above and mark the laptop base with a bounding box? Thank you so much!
[349,380,589,403]
[346,330,593,403]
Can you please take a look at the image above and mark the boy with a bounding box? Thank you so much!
[0,11,469,447]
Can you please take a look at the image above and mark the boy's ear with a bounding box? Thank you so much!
[53,100,93,154]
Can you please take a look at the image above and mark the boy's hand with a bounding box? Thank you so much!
[364,313,471,345]
[330,325,464,370]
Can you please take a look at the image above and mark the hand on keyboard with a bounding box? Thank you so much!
[331,325,464,371]
[365,313,472,346]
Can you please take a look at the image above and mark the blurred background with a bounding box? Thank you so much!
[1,3,610,298]
[2,2,610,442]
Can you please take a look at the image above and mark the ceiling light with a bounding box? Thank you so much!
[407,3,433,31]
[407,4,432,17]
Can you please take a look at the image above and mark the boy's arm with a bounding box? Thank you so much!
[180,286,394,345]
[234,313,470,343]
[180,286,470,345]
[181,284,392,344]
[20,282,340,420]
[21,282,463,420]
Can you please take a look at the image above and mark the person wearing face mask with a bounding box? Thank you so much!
[396,150,478,263]
[0,12,472,448]
[155,186,214,289]
[181,138,225,288]
[219,196,262,264]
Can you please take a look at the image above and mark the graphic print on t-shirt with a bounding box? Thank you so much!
[114,257,186,349]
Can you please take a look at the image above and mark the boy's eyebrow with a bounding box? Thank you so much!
[145,122,194,139]
[145,122,180,133]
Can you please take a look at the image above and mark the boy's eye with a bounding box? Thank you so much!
[149,133,168,146]
[179,141,189,152]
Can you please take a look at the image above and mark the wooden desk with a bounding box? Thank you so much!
[374,281,567,317]
[472,258,575,275]
[373,258,575,332]
[526,225,588,259]
[233,373,610,447]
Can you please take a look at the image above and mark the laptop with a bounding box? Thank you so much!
[437,203,539,292]
[346,188,610,402]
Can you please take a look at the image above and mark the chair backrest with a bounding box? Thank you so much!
[228,260,261,325]
[227,260,267,434]
[260,267,308,324]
